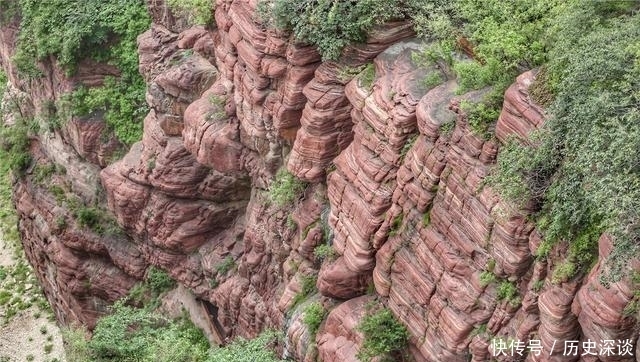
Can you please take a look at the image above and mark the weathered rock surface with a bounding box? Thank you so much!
[2,1,638,362]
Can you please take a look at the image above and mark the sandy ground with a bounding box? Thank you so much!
[0,237,66,362]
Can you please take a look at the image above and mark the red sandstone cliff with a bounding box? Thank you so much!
[1,1,638,361]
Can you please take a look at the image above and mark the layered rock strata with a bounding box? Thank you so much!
[1,1,638,361]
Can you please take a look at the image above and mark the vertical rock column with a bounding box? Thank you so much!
[317,40,432,299]
[286,23,415,182]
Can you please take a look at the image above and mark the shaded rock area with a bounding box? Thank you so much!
[1,1,638,362]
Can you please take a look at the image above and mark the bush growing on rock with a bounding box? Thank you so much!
[268,169,307,207]
[258,0,405,60]
[13,0,151,145]
[303,302,327,337]
[64,302,209,362]
[207,331,286,362]
[167,0,213,26]
[490,1,640,283]
[356,308,409,362]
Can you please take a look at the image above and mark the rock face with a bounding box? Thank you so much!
[1,1,638,362]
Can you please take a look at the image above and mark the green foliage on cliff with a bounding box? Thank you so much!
[0,118,31,176]
[13,0,150,145]
[74,205,123,236]
[64,302,209,362]
[207,331,286,362]
[268,169,307,207]
[146,267,176,294]
[126,266,176,308]
[303,302,326,337]
[65,305,286,362]
[258,0,408,60]
[0,71,53,326]
[491,2,640,282]
[257,0,558,140]
[313,244,336,262]
[356,308,409,362]
[167,0,213,26]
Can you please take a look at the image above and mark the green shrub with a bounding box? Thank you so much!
[470,323,488,338]
[420,211,430,227]
[146,267,176,295]
[75,207,101,230]
[73,205,123,236]
[207,95,227,122]
[337,64,367,83]
[207,331,286,362]
[423,71,444,89]
[551,261,575,284]
[300,275,317,298]
[461,98,502,140]
[0,0,19,26]
[0,119,32,175]
[215,256,236,275]
[303,302,326,337]
[127,267,176,306]
[32,163,56,184]
[622,272,640,318]
[286,214,297,229]
[76,302,209,362]
[167,0,213,26]
[291,275,317,309]
[479,271,496,287]
[14,0,151,145]
[0,69,6,95]
[0,291,11,306]
[313,244,336,262]
[389,213,403,237]
[358,63,376,90]
[268,169,306,207]
[491,3,640,283]
[496,281,520,306]
[259,0,405,60]
[356,308,409,362]
[532,279,545,293]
